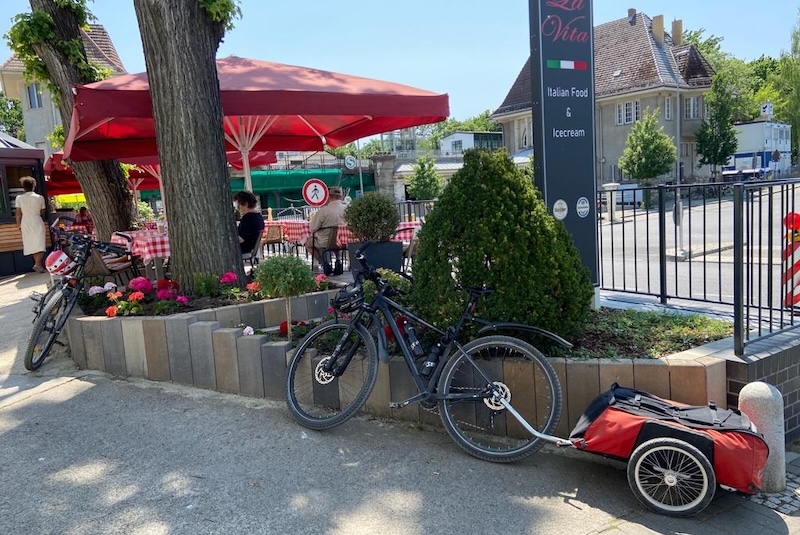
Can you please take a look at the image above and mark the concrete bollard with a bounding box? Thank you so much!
[738,381,785,493]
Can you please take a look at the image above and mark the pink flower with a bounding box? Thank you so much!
[176,295,189,305]
[315,274,328,284]
[242,326,254,336]
[219,272,238,285]
[128,277,154,293]
[128,291,145,302]
[246,281,260,292]
[327,306,335,314]
[156,288,175,301]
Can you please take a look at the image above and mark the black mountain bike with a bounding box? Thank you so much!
[285,247,574,462]
[25,217,131,371]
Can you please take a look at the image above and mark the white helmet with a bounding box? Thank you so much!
[45,250,77,276]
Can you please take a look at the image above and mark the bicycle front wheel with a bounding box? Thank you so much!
[438,335,562,463]
[25,291,68,371]
[286,319,378,430]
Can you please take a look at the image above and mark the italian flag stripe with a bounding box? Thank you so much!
[546,59,588,70]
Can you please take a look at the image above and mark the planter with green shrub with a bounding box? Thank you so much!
[345,192,403,274]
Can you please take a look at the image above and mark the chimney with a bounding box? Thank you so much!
[652,15,664,46]
[627,8,636,25]
[672,19,683,46]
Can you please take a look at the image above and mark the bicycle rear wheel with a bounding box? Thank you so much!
[286,319,378,430]
[438,335,562,462]
[25,291,68,371]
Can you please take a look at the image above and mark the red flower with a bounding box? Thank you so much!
[105,305,119,317]
[246,281,260,292]
[157,278,180,291]
[128,291,145,302]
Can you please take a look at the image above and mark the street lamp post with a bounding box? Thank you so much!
[673,49,689,259]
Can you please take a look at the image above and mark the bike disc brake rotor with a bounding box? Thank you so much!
[314,356,336,385]
[483,381,511,411]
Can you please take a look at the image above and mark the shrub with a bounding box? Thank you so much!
[254,255,316,341]
[192,272,220,298]
[409,149,594,339]
[345,192,400,242]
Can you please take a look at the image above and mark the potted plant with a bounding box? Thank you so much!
[254,255,316,342]
[345,192,403,274]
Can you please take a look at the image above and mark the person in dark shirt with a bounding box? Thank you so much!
[234,191,265,254]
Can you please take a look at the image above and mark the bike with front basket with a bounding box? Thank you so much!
[285,245,574,463]
[25,217,132,371]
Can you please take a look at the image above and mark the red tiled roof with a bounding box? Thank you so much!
[493,12,715,117]
[1,23,126,75]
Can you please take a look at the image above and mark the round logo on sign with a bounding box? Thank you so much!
[302,179,329,207]
[344,155,357,170]
[553,199,568,221]
[576,197,591,218]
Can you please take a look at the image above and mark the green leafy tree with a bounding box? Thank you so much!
[618,108,676,183]
[410,149,593,338]
[358,139,383,159]
[407,157,442,200]
[749,54,780,93]
[0,91,24,139]
[325,143,356,159]
[774,11,800,163]
[695,71,739,179]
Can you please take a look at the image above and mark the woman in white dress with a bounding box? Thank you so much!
[15,176,47,273]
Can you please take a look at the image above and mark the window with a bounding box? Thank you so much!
[452,140,463,153]
[635,100,641,122]
[665,97,672,120]
[684,96,700,119]
[616,103,623,125]
[27,83,42,109]
[624,102,633,124]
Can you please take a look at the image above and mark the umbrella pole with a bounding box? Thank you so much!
[242,150,253,192]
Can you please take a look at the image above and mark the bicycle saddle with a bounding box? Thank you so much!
[462,286,495,297]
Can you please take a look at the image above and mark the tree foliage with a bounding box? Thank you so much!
[254,255,315,342]
[407,157,442,200]
[695,71,739,178]
[409,149,593,338]
[618,108,676,182]
[0,92,24,139]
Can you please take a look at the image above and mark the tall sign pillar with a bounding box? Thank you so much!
[529,0,598,284]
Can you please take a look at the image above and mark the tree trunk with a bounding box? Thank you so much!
[28,0,135,241]
[133,0,245,291]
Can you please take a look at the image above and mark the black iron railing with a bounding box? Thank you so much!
[597,179,800,355]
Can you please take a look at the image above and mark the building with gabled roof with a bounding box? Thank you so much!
[0,24,126,159]
[491,10,716,183]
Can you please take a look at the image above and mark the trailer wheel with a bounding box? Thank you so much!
[627,437,716,517]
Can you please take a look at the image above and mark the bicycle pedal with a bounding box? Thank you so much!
[388,402,403,409]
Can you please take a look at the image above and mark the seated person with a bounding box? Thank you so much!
[304,187,346,273]
[74,206,94,228]
[234,191,265,254]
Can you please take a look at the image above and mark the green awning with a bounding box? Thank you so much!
[231,168,345,193]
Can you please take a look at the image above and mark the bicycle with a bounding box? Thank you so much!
[285,246,574,462]
[25,217,132,371]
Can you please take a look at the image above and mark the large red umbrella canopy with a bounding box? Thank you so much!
[64,55,449,161]
[44,151,160,195]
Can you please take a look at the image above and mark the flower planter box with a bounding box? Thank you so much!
[66,289,733,435]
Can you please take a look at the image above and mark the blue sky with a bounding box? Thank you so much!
[1,1,798,120]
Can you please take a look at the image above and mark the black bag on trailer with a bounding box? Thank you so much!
[569,383,769,493]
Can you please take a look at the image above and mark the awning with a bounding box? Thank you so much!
[230,168,362,194]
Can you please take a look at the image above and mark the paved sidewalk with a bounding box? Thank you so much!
[2,272,800,534]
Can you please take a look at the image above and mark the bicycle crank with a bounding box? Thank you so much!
[484,381,511,411]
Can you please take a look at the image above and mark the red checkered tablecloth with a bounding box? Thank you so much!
[62,224,91,235]
[265,219,420,247]
[111,230,170,264]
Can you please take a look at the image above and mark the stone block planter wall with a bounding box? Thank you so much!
[66,287,729,436]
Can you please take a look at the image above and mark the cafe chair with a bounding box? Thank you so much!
[312,226,346,276]
[262,225,285,255]
[242,229,265,269]
[402,226,421,273]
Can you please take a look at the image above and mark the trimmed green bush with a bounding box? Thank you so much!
[409,149,593,338]
[254,255,316,341]
[345,192,400,242]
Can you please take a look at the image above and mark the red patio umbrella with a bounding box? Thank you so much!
[63,55,449,190]
[44,151,160,196]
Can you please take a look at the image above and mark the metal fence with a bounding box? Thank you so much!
[597,179,800,355]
